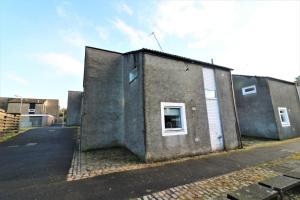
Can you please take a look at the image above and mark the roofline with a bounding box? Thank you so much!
[68,90,83,93]
[86,46,233,71]
[124,48,233,71]
[85,46,122,55]
[233,74,296,85]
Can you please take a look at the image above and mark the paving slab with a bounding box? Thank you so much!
[269,165,294,173]
[227,184,278,200]
[279,160,300,170]
[284,168,300,179]
[259,175,300,192]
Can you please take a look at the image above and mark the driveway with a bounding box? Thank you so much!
[0,127,300,200]
[0,127,75,199]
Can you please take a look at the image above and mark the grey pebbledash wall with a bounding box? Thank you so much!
[214,69,240,149]
[233,75,300,140]
[122,52,146,159]
[143,54,212,161]
[81,48,124,151]
[268,79,300,140]
[233,76,278,139]
[67,91,82,126]
[81,47,241,162]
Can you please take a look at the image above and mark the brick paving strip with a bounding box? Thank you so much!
[136,166,278,200]
[137,153,300,200]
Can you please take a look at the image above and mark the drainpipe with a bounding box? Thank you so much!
[230,74,243,148]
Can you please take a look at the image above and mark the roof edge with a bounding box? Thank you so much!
[233,74,295,85]
[124,48,233,71]
[85,46,122,54]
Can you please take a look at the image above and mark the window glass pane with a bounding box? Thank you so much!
[164,108,182,128]
[129,67,138,83]
[245,88,254,92]
[280,114,285,122]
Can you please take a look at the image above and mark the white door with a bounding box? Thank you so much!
[202,68,224,151]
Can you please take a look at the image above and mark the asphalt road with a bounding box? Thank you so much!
[0,127,300,200]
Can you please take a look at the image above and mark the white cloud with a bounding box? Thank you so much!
[6,72,29,85]
[117,3,133,16]
[60,31,87,47]
[36,53,83,76]
[149,0,299,81]
[113,18,156,49]
[152,1,237,48]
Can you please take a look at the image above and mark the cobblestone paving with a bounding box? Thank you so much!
[67,137,300,181]
[136,166,279,200]
[67,148,142,181]
[67,147,241,181]
[137,153,300,200]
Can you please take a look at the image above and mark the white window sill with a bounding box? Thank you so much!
[162,129,187,136]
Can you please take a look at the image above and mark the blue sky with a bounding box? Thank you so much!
[0,0,299,108]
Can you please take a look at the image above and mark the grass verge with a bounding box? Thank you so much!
[0,128,33,143]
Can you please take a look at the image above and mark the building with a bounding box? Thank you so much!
[67,91,82,126]
[81,46,241,162]
[233,75,300,140]
[0,97,59,127]
[296,76,300,100]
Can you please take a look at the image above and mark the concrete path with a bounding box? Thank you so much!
[0,127,300,200]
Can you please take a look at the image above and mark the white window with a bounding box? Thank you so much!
[129,67,138,83]
[278,107,290,127]
[161,102,188,136]
[242,85,256,95]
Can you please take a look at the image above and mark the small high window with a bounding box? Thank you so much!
[161,102,187,136]
[278,107,290,127]
[129,67,138,83]
[242,85,256,95]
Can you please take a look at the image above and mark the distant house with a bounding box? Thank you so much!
[80,46,241,162]
[296,77,300,100]
[0,97,59,127]
[233,75,300,140]
[67,91,82,126]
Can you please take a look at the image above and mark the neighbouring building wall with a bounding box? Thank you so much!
[215,69,240,149]
[297,85,300,100]
[81,47,124,151]
[143,53,212,161]
[267,80,300,140]
[233,76,278,139]
[7,103,30,114]
[44,100,59,118]
[122,52,146,160]
[0,97,8,111]
[67,91,82,126]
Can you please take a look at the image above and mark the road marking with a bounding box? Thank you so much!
[26,143,37,146]
[48,130,56,132]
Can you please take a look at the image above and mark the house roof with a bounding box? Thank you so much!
[126,48,233,71]
[233,74,296,85]
[86,46,233,71]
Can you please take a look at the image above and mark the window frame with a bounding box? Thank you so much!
[278,107,290,127]
[161,102,188,136]
[242,85,257,95]
[129,67,138,84]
